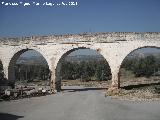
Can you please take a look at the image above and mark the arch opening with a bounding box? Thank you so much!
[8,49,50,88]
[0,60,4,80]
[0,60,9,92]
[119,47,160,97]
[55,48,112,92]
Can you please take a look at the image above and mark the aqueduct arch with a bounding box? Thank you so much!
[0,60,4,79]
[116,46,160,88]
[53,47,112,91]
[0,32,159,92]
[8,48,50,83]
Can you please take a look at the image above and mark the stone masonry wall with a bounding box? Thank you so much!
[0,32,160,91]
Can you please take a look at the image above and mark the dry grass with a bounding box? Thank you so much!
[61,79,111,88]
[108,85,160,101]
[107,69,160,101]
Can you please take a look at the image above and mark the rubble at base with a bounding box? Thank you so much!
[106,85,160,101]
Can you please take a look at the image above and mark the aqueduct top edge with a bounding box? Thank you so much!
[0,32,160,45]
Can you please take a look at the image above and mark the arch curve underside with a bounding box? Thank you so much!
[8,49,50,86]
[54,47,112,91]
[118,46,160,89]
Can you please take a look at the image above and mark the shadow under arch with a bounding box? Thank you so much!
[8,48,50,86]
[0,112,24,120]
[55,47,112,92]
[118,46,160,88]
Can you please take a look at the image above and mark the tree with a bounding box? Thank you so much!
[60,59,112,81]
[122,55,157,77]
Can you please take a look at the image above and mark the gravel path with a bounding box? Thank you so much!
[0,86,160,120]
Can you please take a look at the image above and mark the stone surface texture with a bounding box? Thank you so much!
[0,32,160,91]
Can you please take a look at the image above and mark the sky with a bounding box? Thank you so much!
[0,0,160,37]
[0,0,160,57]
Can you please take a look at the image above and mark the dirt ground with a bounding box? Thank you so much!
[62,77,160,101]
[1,86,160,120]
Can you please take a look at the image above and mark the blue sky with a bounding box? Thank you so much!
[0,0,160,37]
[1,0,160,57]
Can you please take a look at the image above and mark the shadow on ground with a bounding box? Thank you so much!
[0,113,24,120]
[122,82,160,90]
[62,87,107,92]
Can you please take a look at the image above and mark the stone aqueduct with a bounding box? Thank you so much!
[0,32,160,91]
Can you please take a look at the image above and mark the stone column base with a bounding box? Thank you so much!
[106,85,120,96]
[50,80,56,93]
